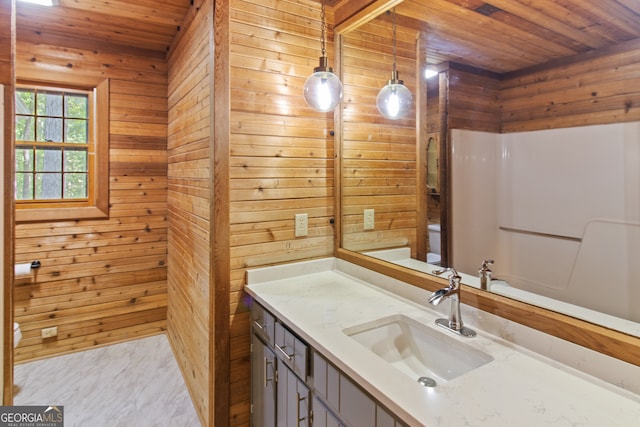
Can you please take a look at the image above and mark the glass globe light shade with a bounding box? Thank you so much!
[376,80,413,120]
[303,65,343,113]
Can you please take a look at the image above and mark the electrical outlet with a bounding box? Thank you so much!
[41,326,58,339]
[295,213,308,237]
[364,209,375,230]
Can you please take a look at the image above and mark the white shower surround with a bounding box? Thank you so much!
[452,123,640,324]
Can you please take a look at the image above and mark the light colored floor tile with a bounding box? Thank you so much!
[14,334,201,427]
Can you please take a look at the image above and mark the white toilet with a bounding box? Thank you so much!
[14,323,22,348]
[427,223,441,265]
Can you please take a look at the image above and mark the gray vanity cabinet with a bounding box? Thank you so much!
[251,333,277,426]
[251,300,407,427]
[251,301,310,427]
[312,351,407,427]
[277,359,310,426]
[312,396,344,427]
[251,301,275,345]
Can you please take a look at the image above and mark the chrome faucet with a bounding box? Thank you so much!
[478,259,494,290]
[428,270,477,338]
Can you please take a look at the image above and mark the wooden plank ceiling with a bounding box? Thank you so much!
[334,0,640,74]
[15,0,640,71]
[16,0,193,54]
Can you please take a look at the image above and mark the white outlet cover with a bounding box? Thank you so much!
[364,209,375,230]
[295,213,308,237]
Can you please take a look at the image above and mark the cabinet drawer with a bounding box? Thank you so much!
[275,322,309,380]
[251,301,275,346]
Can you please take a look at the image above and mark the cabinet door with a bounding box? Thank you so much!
[339,375,376,427]
[312,396,344,427]
[277,361,310,427]
[251,334,276,427]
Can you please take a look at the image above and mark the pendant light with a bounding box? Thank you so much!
[303,0,343,113]
[376,8,412,120]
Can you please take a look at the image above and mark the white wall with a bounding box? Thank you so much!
[450,129,499,274]
[452,123,640,322]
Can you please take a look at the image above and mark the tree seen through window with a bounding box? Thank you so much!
[15,86,91,201]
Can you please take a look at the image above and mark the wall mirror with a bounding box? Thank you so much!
[334,0,640,363]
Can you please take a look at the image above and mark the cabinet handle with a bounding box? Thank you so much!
[263,358,274,388]
[253,319,266,330]
[296,392,306,425]
[275,344,294,361]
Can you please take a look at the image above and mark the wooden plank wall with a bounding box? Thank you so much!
[1,0,15,404]
[166,0,212,424]
[13,31,169,362]
[449,67,501,133]
[501,40,640,132]
[341,17,418,255]
[228,0,336,424]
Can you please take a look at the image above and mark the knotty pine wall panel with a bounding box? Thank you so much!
[0,1,11,84]
[13,32,168,363]
[448,68,501,133]
[501,40,640,132]
[228,0,337,424]
[166,0,211,425]
[341,17,418,256]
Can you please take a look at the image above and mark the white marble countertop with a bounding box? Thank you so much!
[245,257,640,427]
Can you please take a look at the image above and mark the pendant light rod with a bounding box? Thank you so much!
[388,8,401,84]
[320,0,327,59]
[315,0,332,72]
[391,8,398,78]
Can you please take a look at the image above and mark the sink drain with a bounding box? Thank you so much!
[417,376,437,387]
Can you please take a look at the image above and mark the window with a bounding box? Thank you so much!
[14,81,109,222]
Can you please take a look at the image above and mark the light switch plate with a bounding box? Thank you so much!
[295,213,308,237]
[364,209,375,230]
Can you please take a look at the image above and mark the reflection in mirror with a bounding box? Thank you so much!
[339,1,640,340]
[425,136,437,191]
[341,11,418,254]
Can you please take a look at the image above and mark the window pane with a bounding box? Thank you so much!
[15,116,35,141]
[36,117,63,142]
[36,91,63,117]
[64,173,88,198]
[35,173,62,199]
[65,119,88,143]
[15,89,35,115]
[15,148,34,172]
[64,149,88,172]
[15,173,33,200]
[65,94,88,119]
[36,148,62,172]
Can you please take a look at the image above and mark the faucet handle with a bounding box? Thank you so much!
[480,259,494,271]
[479,259,494,291]
[431,266,459,278]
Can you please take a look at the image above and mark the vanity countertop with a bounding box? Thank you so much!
[245,258,640,427]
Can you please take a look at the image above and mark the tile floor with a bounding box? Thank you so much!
[13,334,201,427]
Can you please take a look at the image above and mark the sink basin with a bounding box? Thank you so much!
[343,314,493,385]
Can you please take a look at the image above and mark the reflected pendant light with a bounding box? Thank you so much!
[303,0,343,112]
[376,8,412,120]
